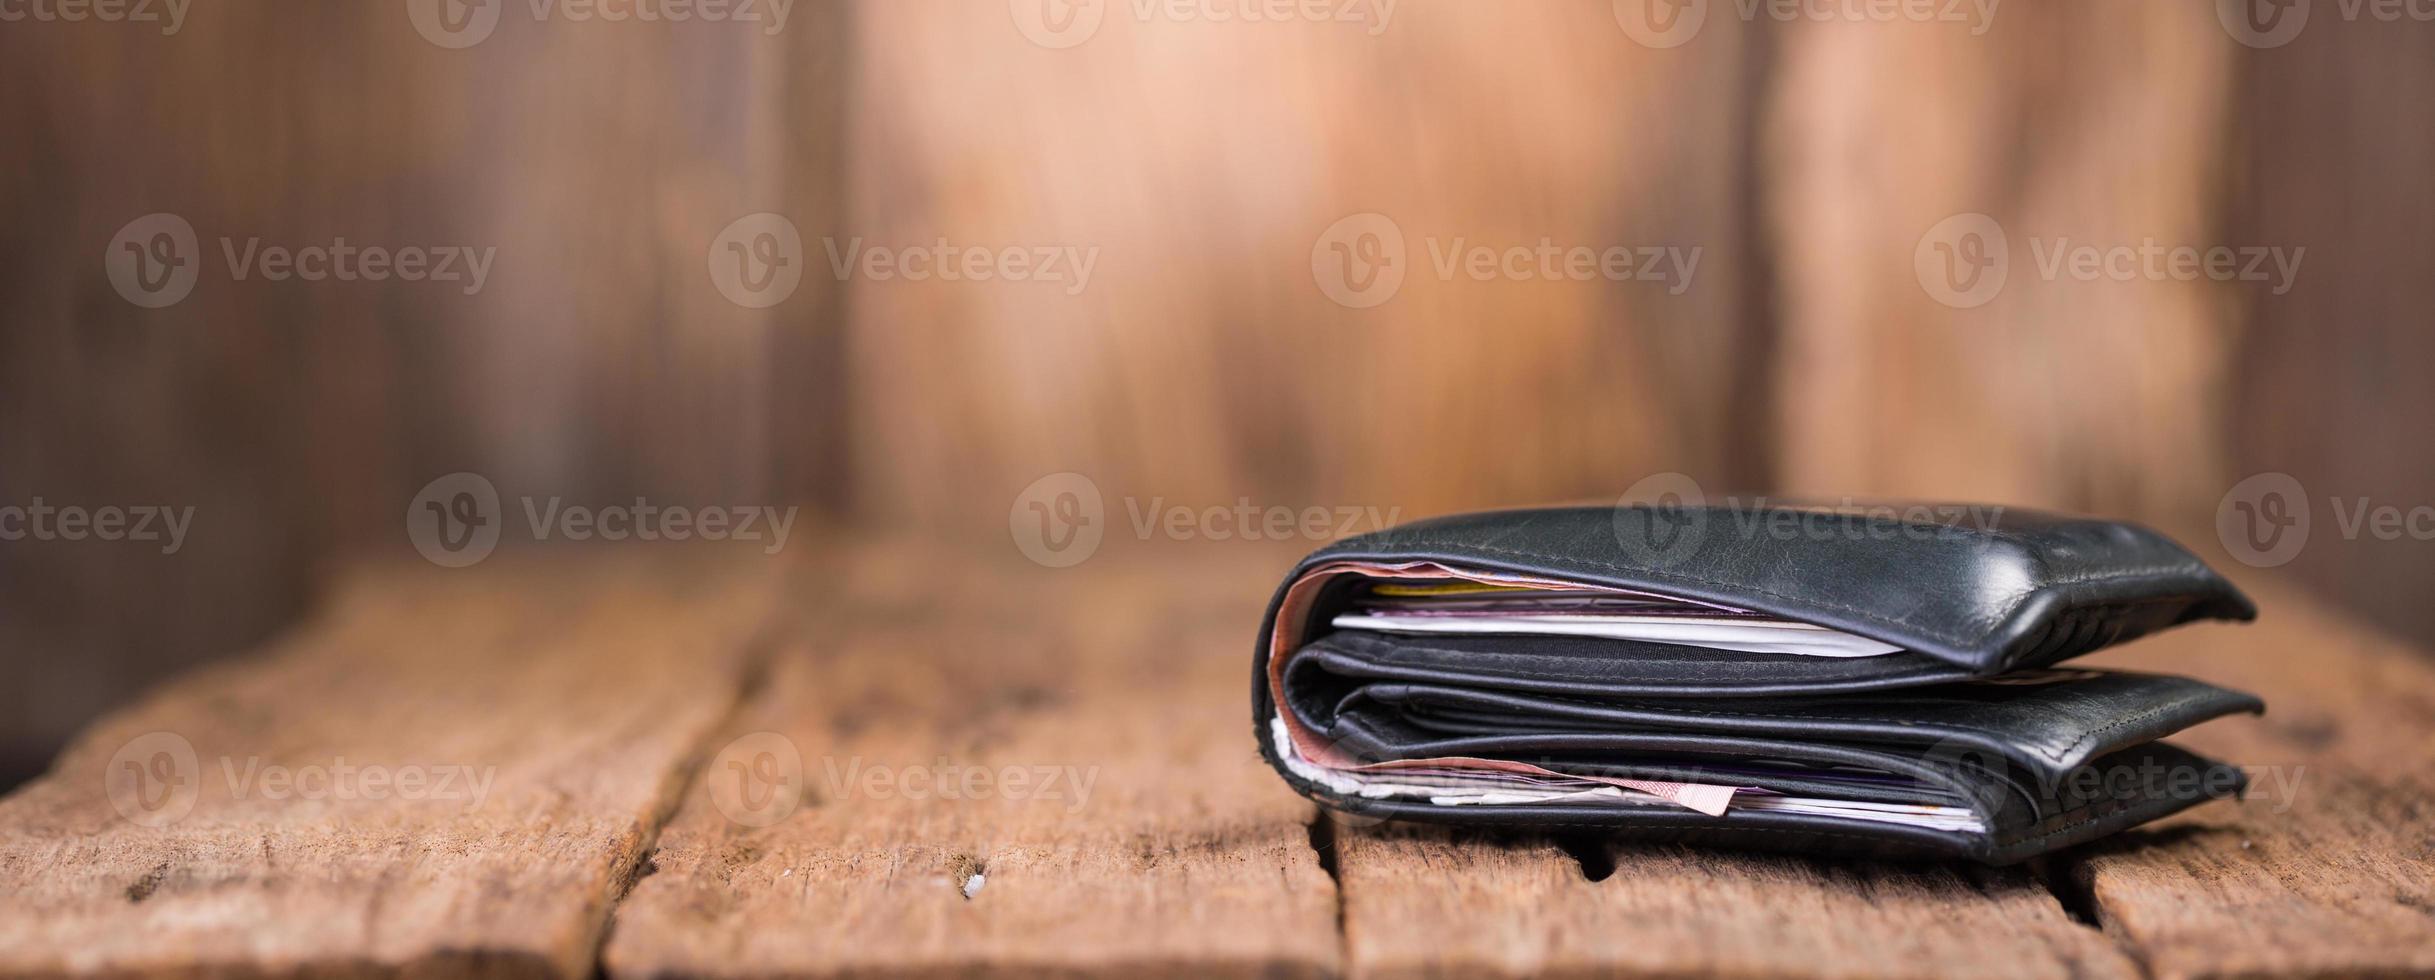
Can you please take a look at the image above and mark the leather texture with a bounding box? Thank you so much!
[1279,503,2256,673]
[1251,501,2264,864]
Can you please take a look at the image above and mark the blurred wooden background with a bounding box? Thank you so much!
[3,0,2430,785]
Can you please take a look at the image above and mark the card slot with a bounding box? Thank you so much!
[1303,629,1974,698]
[1298,705,2246,858]
[1343,669,2261,780]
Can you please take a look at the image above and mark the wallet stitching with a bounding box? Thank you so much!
[1347,537,2208,650]
[2052,690,2249,766]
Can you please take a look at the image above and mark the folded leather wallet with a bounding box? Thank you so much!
[1253,502,2264,863]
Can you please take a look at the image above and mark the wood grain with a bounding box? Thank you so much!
[842,0,1774,536]
[1333,810,2134,979]
[5,545,2434,977]
[602,537,1338,978]
[2058,579,2435,979]
[0,2,854,783]
[0,550,782,977]
[2223,10,2435,653]
[1762,2,2241,534]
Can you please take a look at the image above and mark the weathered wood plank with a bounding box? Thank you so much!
[9,543,2430,978]
[2060,580,2435,978]
[1333,821,2134,979]
[1764,2,2241,526]
[0,551,781,978]
[0,1,852,781]
[844,0,1774,539]
[601,539,1338,978]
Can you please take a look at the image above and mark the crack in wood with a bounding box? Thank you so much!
[584,611,794,979]
[1554,834,1618,884]
[2032,853,2157,980]
[1306,810,1348,970]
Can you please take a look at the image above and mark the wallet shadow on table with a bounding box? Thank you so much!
[1251,502,2263,865]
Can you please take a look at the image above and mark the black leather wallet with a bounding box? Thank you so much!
[1253,502,2263,863]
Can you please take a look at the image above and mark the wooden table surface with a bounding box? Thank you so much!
[2,535,2431,979]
